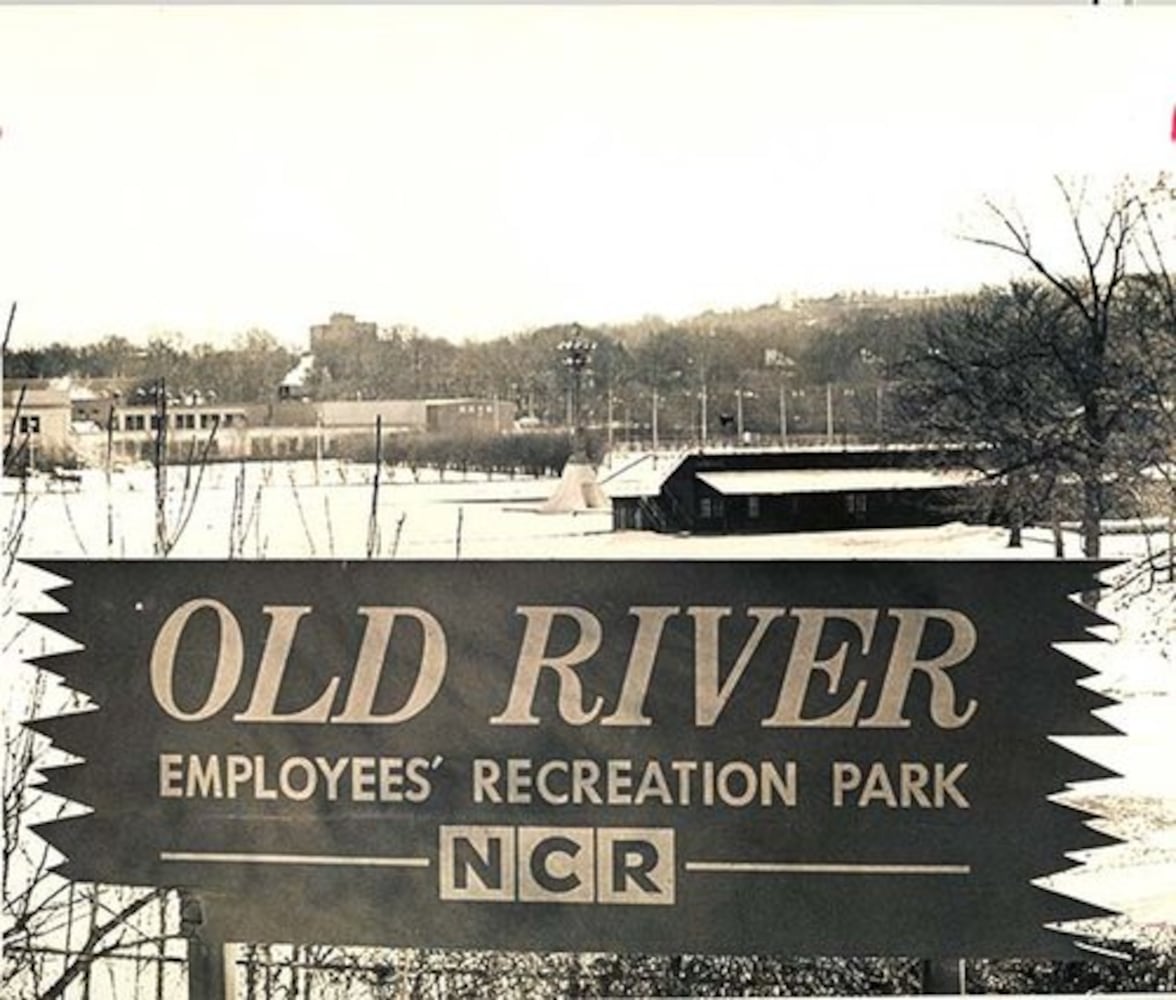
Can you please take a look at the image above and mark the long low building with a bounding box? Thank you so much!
[3,377,520,468]
[607,447,989,534]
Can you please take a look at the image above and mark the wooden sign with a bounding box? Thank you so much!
[26,559,1117,956]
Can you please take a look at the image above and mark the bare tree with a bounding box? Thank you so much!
[895,282,1075,547]
[149,378,221,557]
[959,175,1175,557]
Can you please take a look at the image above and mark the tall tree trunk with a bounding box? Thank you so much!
[1005,473,1024,548]
[1081,474,1102,559]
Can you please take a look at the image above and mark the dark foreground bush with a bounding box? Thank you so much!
[357,942,1176,997]
[969,942,1176,993]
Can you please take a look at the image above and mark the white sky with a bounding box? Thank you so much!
[1,5,1173,350]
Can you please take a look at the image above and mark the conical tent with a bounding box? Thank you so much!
[538,457,609,513]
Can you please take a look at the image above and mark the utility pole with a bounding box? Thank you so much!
[859,348,885,441]
[825,382,835,445]
[700,381,708,448]
[767,350,796,449]
[779,384,788,447]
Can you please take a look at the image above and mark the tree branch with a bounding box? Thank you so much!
[36,888,169,1000]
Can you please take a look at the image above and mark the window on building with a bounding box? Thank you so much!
[126,414,146,431]
[748,496,761,519]
[18,415,41,434]
[845,493,868,515]
[699,496,724,519]
[150,415,162,430]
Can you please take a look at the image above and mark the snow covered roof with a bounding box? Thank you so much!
[697,467,982,496]
[602,453,686,498]
[280,354,316,389]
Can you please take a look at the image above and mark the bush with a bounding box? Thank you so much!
[359,944,1176,997]
[345,431,605,480]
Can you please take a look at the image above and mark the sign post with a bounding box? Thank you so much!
[920,957,966,995]
[25,558,1118,960]
[180,892,237,1000]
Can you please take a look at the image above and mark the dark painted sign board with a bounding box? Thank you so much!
[25,559,1117,956]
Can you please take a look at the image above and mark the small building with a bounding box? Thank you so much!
[3,379,72,464]
[608,447,988,534]
[309,313,378,353]
[68,378,137,429]
[278,354,317,401]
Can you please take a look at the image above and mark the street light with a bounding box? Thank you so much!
[734,388,755,443]
[559,326,595,461]
[767,351,798,448]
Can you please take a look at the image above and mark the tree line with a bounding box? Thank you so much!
[6,175,1176,559]
[6,296,935,441]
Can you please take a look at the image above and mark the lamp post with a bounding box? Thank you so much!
[559,326,595,461]
[767,352,797,448]
[859,348,885,439]
[734,388,755,444]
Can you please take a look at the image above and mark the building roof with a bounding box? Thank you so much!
[696,467,982,497]
[602,453,687,498]
[280,354,316,389]
[2,383,70,408]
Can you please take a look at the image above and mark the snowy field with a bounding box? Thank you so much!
[3,455,1175,969]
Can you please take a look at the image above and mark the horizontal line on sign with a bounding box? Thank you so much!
[684,861,971,876]
[160,851,430,869]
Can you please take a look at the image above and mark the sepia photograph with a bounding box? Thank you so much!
[2,4,1174,997]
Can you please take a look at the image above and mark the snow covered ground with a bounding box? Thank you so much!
[3,455,1174,956]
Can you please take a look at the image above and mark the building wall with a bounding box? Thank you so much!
[426,399,517,435]
[107,404,249,433]
[319,400,428,431]
[690,483,976,534]
[614,448,989,535]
